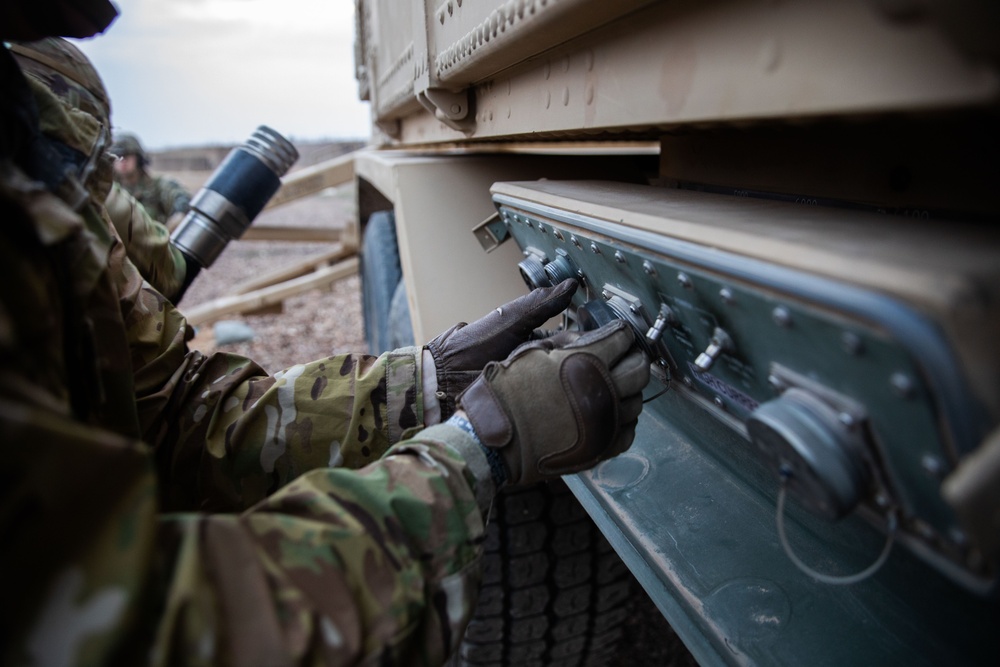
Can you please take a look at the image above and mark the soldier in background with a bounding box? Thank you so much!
[0,3,650,666]
[9,37,189,301]
[111,131,192,230]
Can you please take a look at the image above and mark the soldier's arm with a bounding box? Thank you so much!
[150,425,492,666]
[140,319,647,666]
[2,389,489,666]
[109,215,423,512]
[10,322,646,666]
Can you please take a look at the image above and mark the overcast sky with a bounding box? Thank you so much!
[72,0,371,150]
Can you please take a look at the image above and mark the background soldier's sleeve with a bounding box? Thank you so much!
[155,174,191,217]
[105,181,187,300]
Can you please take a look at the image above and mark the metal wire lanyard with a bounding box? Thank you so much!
[775,474,898,586]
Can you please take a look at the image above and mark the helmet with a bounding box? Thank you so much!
[111,133,147,163]
[9,37,111,130]
[9,36,116,200]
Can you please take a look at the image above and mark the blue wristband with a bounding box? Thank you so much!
[447,413,508,488]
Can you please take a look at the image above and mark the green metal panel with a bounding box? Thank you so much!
[566,394,1000,666]
[491,185,1000,665]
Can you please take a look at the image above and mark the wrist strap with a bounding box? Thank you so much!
[448,413,508,488]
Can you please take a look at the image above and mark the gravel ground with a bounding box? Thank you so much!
[177,185,366,372]
[170,165,696,666]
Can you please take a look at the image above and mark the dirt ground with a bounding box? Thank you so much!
[166,150,696,666]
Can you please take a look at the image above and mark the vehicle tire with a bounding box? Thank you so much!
[451,479,634,667]
[387,278,415,349]
[361,210,402,354]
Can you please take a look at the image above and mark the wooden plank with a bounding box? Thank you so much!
[240,225,343,242]
[265,151,358,210]
[184,257,359,326]
[243,302,284,316]
[232,244,354,294]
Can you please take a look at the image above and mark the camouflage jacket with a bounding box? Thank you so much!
[1,50,493,666]
[104,181,188,300]
[120,169,191,224]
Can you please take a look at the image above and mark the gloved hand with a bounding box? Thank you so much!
[426,278,578,419]
[456,319,650,487]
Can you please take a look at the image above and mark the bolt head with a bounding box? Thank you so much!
[772,306,792,327]
[677,272,692,289]
[841,331,864,355]
[891,372,915,398]
[642,260,656,276]
[922,454,946,477]
[719,288,734,304]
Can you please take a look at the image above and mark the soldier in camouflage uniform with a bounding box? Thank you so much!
[0,4,650,665]
[9,37,189,301]
[111,131,192,229]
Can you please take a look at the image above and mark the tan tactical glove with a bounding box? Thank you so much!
[426,278,578,419]
[456,319,650,487]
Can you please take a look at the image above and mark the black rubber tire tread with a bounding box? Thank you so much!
[360,210,402,354]
[451,479,633,667]
[509,554,549,588]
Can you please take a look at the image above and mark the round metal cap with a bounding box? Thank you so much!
[747,388,871,520]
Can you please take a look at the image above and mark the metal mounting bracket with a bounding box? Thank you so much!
[416,86,475,133]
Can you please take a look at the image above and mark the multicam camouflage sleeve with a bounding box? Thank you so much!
[117,237,427,512]
[104,182,188,300]
[159,175,191,217]
[151,426,489,666]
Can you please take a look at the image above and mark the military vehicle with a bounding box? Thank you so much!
[349,1,1000,664]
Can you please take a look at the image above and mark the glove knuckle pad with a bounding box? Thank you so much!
[538,354,618,475]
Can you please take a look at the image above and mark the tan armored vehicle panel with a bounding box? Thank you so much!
[357,0,999,145]
[352,1,1000,665]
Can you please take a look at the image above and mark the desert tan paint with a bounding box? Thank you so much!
[353,151,547,342]
[352,149,663,341]
[358,0,999,146]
